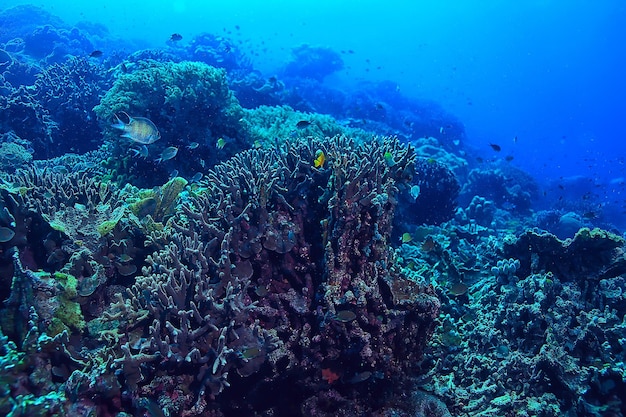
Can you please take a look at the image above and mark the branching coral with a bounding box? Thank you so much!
[112,136,439,416]
[30,56,111,156]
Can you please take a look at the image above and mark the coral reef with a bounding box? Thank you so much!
[94,60,248,186]
[31,57,111,156]
[460,166,538,213]
[404,225,626,417]
[395,156,460,226]
[0,136,443,417]
[109,136,439,416]
[281,44,344,81]
[2,6,625,416]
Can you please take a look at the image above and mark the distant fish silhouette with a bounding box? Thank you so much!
[156,146,178,163]
[296,120,312,129]
[169,33,183,42]
[489,143,502,152]
[89,50,103,58]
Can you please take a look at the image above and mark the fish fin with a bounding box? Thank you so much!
[120,111,132,123]
[111,114,126,130]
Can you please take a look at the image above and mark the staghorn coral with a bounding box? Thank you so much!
[112,136,440,416]
[0,165,159,312]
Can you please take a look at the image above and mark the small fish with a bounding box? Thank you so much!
[421,238,435,252]
[89,50,103,58]
[383,151,395,167]
[449,282,468,296]
[347,371,372,384]
[216,138,227,149]
[190,172,203,183]
[255,285,269,297]
[513,136,518,143]
[237,346,262,360]
[314,150,325,168]
[117,253,133,263]
[489,143,502,152]
[156,146,178,163]
[583,211,598,219]
[0,226,15,243]
[169,33,183,42]
[186,142,199,150]
[112,111,160,145]
[476,157,484,163]
[296,120,312,129]
[253,140,262,150]
[439,126,444,134]
[131,145,149,158]
[505,155,514,162]
[410,185,421,200]
[401,232,412,243]
[52,165,69,174]
[334,310,357,323]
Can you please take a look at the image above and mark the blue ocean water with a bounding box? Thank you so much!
[2,1,626,416]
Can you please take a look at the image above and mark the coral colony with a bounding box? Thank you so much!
[1,5,625,417]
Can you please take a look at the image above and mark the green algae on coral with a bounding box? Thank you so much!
[52,299,85,335]
[97,205,126,236]
[154,176,188,221]
[53,272,78,298]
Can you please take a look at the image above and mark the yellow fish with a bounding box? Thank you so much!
[401,232,412,243]
[112,111,160,145]
[314,150,325,168]
[383,151,395,167]
[216,138,227,149]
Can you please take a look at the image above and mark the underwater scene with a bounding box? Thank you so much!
[1,1,625,416]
